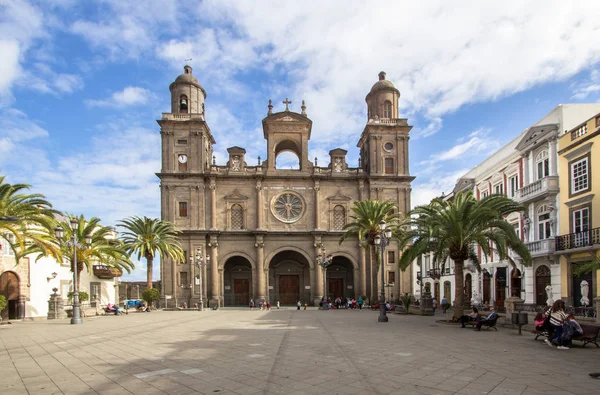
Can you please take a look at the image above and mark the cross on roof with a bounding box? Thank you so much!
[282,98,292,111]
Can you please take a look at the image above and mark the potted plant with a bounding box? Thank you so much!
[399,294,413,314]
[0,295,7,323]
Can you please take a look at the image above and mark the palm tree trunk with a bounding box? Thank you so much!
[453,259,464,321]
[146,254,154,289]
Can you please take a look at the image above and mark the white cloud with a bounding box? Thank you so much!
[53,73,84,93]
[429,128,499,163]
[572,70,600,100]
[86,86,155,108]
[411,168,471,208]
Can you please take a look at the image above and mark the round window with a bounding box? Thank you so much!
[384,142,394,151]
[270,191,305,223]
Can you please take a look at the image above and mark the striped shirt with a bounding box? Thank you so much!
[549,310,567,326]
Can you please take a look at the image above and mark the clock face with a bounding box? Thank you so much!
[178,154,188,164]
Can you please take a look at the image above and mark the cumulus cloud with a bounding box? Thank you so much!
[86,86,155,108]
[572,70,600,100]
[427,128,499,163]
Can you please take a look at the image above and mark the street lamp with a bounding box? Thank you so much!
[190,246,209,311]
[316,244,333,310]
[54,218,92,325]
[373,220,393,323]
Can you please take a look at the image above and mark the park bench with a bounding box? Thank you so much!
[532,323,599,347]
[464,315,500,331]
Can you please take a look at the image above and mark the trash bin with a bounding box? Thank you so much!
[511,312,519,324]
[518,312,528,325]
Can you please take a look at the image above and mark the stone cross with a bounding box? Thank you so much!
[282,98,292,111]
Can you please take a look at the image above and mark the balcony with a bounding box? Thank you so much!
[93,265,123,279]
[515,176,559,205]
[161,113,205,121]
[555,228,600,252]
[526,238,555,257]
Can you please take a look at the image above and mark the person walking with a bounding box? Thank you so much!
[249,299,255,310]
[276,301,280,309]
[432,299,437,314]
[296,301,301,310]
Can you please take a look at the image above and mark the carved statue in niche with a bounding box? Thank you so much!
[333,157,343,173]
[231,155,241,171]
[580,280,590,306]
[471,291,482,306]
[523,215,530,242]
[545,285,554,306]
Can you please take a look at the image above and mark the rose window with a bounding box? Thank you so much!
[271,191,305,223]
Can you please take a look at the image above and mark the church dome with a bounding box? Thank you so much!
[170,65,204,92]
[369,71,399,94]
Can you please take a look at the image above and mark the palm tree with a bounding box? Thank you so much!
[0,175,61,260]
[55,215,134,289]
[117,216,185,289]
[399,191,531,320]
[340,200,403,301]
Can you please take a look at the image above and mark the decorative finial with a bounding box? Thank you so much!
[282,98,292,112]
[358,157,362,167]
[257,156,261,166]
[267,99,273,116]
[301,100,306,116]
[314,157,318,166]
[378,71,386,80]
[212,155,216,165]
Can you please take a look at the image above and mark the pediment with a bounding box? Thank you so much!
[224,188,249,201]
[326,190,353,201]
[516,123,559,152]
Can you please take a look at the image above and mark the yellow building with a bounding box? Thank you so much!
[556,112,600,317]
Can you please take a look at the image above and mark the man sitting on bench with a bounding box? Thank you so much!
[475,307,497,331]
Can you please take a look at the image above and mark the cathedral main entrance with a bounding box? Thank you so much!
[268,250,311,306]
[223,256,252,306]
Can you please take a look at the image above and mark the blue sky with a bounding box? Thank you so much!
[2,1,600,281]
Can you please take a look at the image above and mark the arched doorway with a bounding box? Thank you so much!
[223,256,252,306]
[0,271,20,320]
[268,250,311,305]
[443,281,451,300]
[465,273,472,302]
[535,265,550,306]
[511,269,522,297]
[482,271,491,305]
[495,267,507,309]
[326,256,355,300]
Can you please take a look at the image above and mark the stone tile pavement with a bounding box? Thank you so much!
[0,308,598,394]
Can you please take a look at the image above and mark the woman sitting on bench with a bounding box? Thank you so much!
[474,307,497,331]
[459,307,481,327]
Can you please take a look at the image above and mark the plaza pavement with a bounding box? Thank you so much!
[0,308,598,395]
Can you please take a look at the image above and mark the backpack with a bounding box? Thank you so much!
[542,311,552,330]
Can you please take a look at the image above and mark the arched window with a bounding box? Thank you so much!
[179,94,189,113]
[383,101,392,118]
[333,205,346,230]
[231,204,244,230]
[535,150,549,180]
[537,204,551,240]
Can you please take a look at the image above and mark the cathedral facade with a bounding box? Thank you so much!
[158,66,414,307]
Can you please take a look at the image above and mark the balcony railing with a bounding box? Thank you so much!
[515,176,559,204]
[526,238,555,256]
[161,113,205,121]
[555,228,600,251]
[93,265,123,279]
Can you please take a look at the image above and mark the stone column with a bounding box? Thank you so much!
[314,181,321,230]
[548,137,558,176]
[256,180,263,229]
[359,244,367,298]
[521,154,529,186]
[314,242,323,304]
[209,178,217,230]
[47,288,66,319]
[528,151,534,182]
[255,238,265,302]
[209,237,219,307]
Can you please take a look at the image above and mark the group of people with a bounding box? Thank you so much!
[249,299,274,310]
[105,303,123,315]
[536,299,583,350]
[459,307,497,330]
[318,297,365,310]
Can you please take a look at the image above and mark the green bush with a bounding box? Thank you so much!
[142,288,160,304]
[67,291,89,303]
[0,295,7,312]
[399,294,413,313]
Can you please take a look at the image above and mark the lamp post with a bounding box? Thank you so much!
[190,246,209,311]
[373,220,392,323]
[317,244,333,310]
[54,218,91,325]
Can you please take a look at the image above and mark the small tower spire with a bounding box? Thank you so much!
[378,71,386,80]
[267,99,273,116]
[301,100,307,116]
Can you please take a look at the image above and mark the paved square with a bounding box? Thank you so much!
[1,309,598,394]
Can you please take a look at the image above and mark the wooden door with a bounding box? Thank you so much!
[233,279,250,306]
[465,274,472,301]
[279,275,299,305]
[0,271,19,320]
[328,279,343,299]
[434,282,440,304]
[483,273,491,305]
[535,265,550,306]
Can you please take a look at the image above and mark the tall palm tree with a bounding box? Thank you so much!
[399,191,531,320]
[55,215,134,289]
[0,175,61,260]
[117,216,185,289]
[340,200,403,300]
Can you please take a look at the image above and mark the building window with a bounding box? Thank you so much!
[177,139,188,145]
[387,250,396,264]
[572,207,590,247]
[512,222,520,240]
[332,205,346,230]
[178,202,188,217]
[383,101,392,118]
[480,190,489,199]
[179,272,188,286]
[388,271,395,285]
[536,150,549,180]
[537,205,551,240]
[493,183,504,195]
[571,157,589,195]
[596,116,600,128]
[181,250,187,265]
[231,204,244,230]
[179,95,188,113]
[1,235,14,256]
[424,255,430,272]
[508,175,518,198]
[384,158,394,174]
